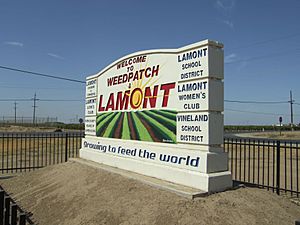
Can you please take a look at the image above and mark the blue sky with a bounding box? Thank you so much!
[0,0,300,124]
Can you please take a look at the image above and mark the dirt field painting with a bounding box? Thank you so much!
[96,110,177,143]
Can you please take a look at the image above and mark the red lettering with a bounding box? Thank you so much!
[123,73,128,83]
[128,72,134,82]
[116,56,147,70]
[113,77,118,85]
[160,82,175,107]
[117,74,122,84]
[105,93,115,111]
[98,95,105,112]
[116,90,130,110]
[145,67,151,78]
[143,86,158,108]
[133,71,139,81]
[152,65,159,77]
[107,77,114,87]
[136,56,141,63]
[139,69,145,79]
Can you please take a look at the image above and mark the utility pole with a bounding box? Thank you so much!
[32,93,39,125]
[14,102,17,124]
[289,90,294,129]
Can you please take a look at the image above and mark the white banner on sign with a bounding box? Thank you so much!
[176,112,223,145]
[85,98,97,116]
[81,137,228,173]
[177,79,224,112]
[177,45,223,82]
[86,79,97,98]
[85,118,96,136]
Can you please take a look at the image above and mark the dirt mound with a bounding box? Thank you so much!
[0,161,299,225]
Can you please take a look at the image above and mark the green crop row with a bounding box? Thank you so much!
[96,112,112,124]
[96,112,117,136]
[137,111,176,143]
[96,109,177,143]
[131,112,153,142]
[121,113,131,140]
[103,112,122,138]
[143,110,176,133]
[151,109,177,121]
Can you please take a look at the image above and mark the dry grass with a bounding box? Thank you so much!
[225,140,300,194]
[0,125,57,133]
[251,131,300,140]
[0,134,82,173]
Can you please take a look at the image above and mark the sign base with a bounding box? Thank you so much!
[70,158,208,199]
[80,137,232,193]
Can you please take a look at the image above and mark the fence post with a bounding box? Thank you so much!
[276,140,281,195]
[4,197,10,225]
[65,133,68,162]
[19,214,26,225]
[11,204,17,225]
[0,190,4,225]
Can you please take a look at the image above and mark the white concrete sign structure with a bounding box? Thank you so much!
[80,39,232,193]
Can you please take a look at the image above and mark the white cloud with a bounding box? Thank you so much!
[222,20,234,29]
[3,41,24,47]
[237,61,248,71]
[225,53,248,70]
[225,53,237,63]
[215,0,235,11]
[47,53,65,60]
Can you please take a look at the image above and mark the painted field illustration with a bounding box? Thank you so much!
[96,110,177,143]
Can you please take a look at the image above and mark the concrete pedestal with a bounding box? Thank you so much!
[80,137,232,193]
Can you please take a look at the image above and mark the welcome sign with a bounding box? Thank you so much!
[81,40,232,192]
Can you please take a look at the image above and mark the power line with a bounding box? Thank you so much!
[225,108,281,115]
[0,85,81,90]
[225,49,300,64]
[39,99,83,102]
[225,108,300,116]
[225,100,288,104]
[230,32,300,50]
[0,99,31,101]
[0,65,85,84]
[0,98,84,102]
[0,98,297,104]
[1,33,299,84]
